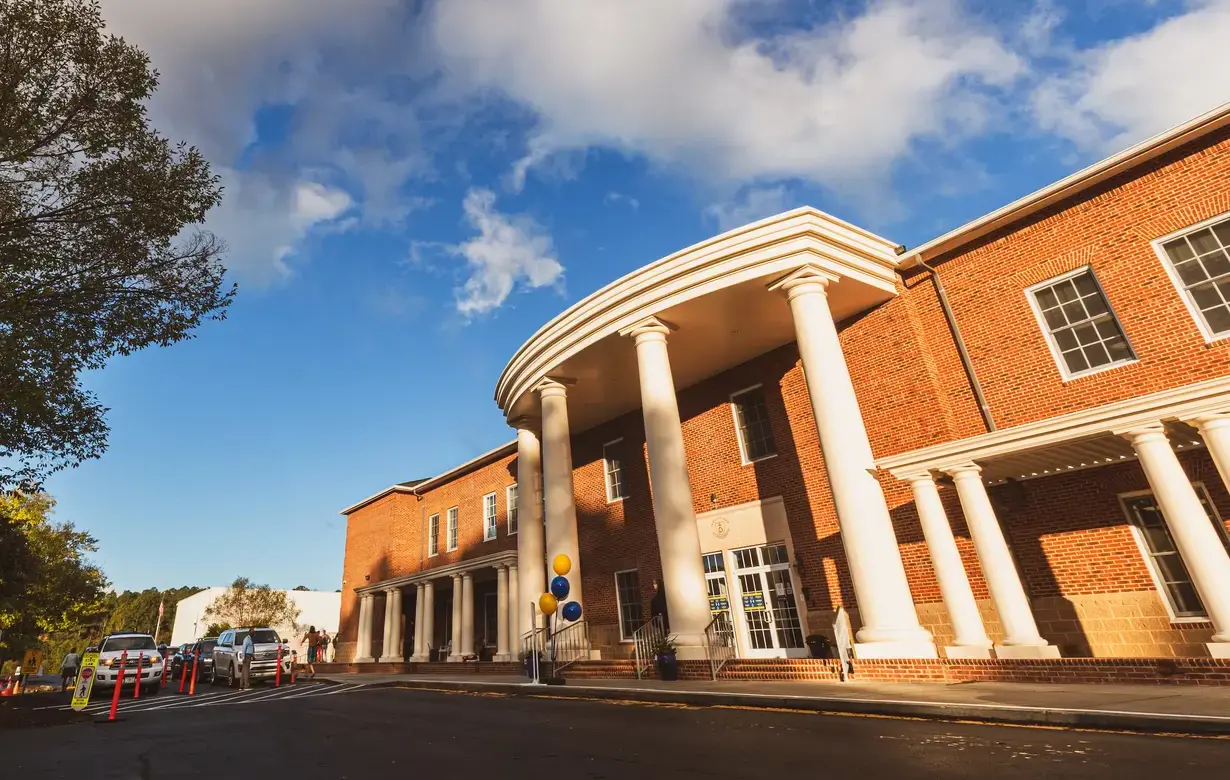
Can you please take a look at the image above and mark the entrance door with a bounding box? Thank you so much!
[731,543,806,658]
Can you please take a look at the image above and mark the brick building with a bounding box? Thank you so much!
[336,103,1230,672]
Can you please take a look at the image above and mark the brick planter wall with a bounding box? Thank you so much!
[853,658,1230,686]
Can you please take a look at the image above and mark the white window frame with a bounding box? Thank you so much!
[729,384,778,465]
[614,569,643,642]
[1118,484,1230,623]
[428,513,440,557]
[603,438,627,503]
[1151,210,1230,343]
[483,492,498,542]
[446,506,459,552]
[506,484,519,535]
[1024,266,1138,381]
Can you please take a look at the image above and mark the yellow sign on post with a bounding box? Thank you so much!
[71,652,100,711]
[21,649,44,673]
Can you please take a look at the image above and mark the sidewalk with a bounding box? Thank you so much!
[317,672,1230,735]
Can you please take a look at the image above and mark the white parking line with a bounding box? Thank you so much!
[42,683,361,715]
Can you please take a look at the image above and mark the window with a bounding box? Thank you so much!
[506,484,519,535]
[446,507,458,551]
[1157,214,1230,338]
[483,493,498,541]
[1121,485,1230,619]
[603,439,626,502]
[428,514,440,556]
[731,386,777,463]
[1027,268,1135,378]
[615,570,643,640]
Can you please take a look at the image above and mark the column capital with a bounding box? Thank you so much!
[943,463,982,479]
[535,376,576,398]
[617,315,677,344]
[901,471,938,486]
[1115,422,1168,445]
[767,264,841,300]
[1185,413,1230,434]
[508,415,541,432]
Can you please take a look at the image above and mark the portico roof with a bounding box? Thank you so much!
[496,207,904,434]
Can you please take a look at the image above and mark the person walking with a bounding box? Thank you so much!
[240,628,256,690]
[59,649,82,692]
[319,630,332,664]
[302,626,318,679]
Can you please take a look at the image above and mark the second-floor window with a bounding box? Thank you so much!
[446,506,458,551]
[483,493,497,541]
[507,484,518,535]
[1158,215,1230,338]
[428,514,440,556]
[1027,268,1135,378]
[604,439,626,502]
[731,386,777,463]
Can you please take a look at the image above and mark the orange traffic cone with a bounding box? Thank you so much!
[0,677,11,696]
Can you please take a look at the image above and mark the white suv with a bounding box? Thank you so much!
[210,628,291,687]
[95,632,164,695]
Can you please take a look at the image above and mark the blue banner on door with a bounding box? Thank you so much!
[709,597,729,613]
[742,592,766,611]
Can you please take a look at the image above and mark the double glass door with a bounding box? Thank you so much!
[731,543,805,657]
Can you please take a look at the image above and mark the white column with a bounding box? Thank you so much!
[770,266,934,658]
[618,317,711,659]
[947,464,1057,658]
[391,588,404,660]
[513,420,546,638]
[410,584,427,662]
[379,589,397,662]
[1124,424,1230,655]
[495,565,511,661]
[354,594,374,662]
[1190,415,1230,504]
[507,563,520,657]
[537,381,584,612]
[448,574,463,662]
[905,474,993,658]
[422,580,436,662]
[461,572,475,659]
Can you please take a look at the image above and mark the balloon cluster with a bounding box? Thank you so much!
[538,554,583,623]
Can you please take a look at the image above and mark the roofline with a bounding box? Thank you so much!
[339,440,517,516]
[902,101,1230,267]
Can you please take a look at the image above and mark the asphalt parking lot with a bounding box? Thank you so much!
[2,684,1229,779]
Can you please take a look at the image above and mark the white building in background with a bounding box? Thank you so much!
[169,588,341,657]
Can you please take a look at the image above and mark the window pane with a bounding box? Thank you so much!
[1082,342,1111,368]
[1053,329,1078,351]
[1035,287,1059,309]
[1165,239,1195,263]
[1105,336,1133,362]
[1063,349,1089,373]
[1191,282,1223,309]
[1054,280,1078,303]
[616,571,643,639]
[1073,322,1099,346]
[1205,306,1230,334]
[1203,252,1230,279]
[1213,221,1230,248]
[1190,229,1219,255]
[733,388,776,461]
[1061,300,1087,323]
[1042,306,1068,330]
[1072,273,1099,297]
[1169,582,1204,616]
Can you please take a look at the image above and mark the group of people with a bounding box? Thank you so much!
[296,626,332,679]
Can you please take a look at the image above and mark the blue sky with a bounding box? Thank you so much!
[44,0,1230,592]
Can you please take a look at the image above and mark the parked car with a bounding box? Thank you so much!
[210,628,291,687]
[172,638,218,681]
[93,632,163,695]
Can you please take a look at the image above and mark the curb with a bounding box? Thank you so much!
[327,677,1230,736]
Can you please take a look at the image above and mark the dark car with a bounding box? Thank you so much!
[171,638,218,682]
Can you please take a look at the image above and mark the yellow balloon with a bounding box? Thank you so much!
[539,592,558,615]
[552,554,572,576]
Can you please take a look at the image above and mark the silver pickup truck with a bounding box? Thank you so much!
[209,627,291,687]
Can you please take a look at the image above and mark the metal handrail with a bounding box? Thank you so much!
[547,619,589,673]
[520,627,547,680]
[703,612,736,680]
[632,615,664,680]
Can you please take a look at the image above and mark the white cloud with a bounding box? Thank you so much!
[451,189,564,316]
[603,192,640,210]
[1032,0,1230,151]
[706,185,793,231]
[432,0,1025,194]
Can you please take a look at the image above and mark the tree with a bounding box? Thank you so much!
[203,578,300,631]
[0,491,108,660]
[0,0,235,487]
[292,585,310,591]
[203,622,231,638]
[104,585,202,644]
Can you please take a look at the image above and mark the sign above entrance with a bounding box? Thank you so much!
[742,592,766,611]
[711,516,731,539]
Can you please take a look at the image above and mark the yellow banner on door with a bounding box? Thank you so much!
[70,652,100,711]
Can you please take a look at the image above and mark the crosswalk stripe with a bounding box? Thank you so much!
[49,684,338,713]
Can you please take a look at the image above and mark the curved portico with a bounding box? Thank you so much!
[496,208,938,659]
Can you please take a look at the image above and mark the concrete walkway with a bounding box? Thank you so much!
[316,672,1230,735]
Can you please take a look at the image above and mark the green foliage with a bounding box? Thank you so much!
[0,0,235,487]
[104,585,203,644]
[203,623,231,638]
[0,492,108,660]
[203,578,300,631]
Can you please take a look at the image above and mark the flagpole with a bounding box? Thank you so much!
[153,596,165,643]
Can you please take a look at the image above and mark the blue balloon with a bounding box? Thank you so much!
[550,575,570,600]
[562,601,582,622]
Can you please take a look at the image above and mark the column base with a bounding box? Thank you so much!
[674,644,708,661]
[943,645,993,659]
[1207,642,1230,659]
[408,654,428,663]
[377,656,402,663]
[354,656,374,663]
[852,640,938,660]
[993,644,1061,659]
[447,654,463,663]
[588,649,603,661]
[493,654,511,662]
